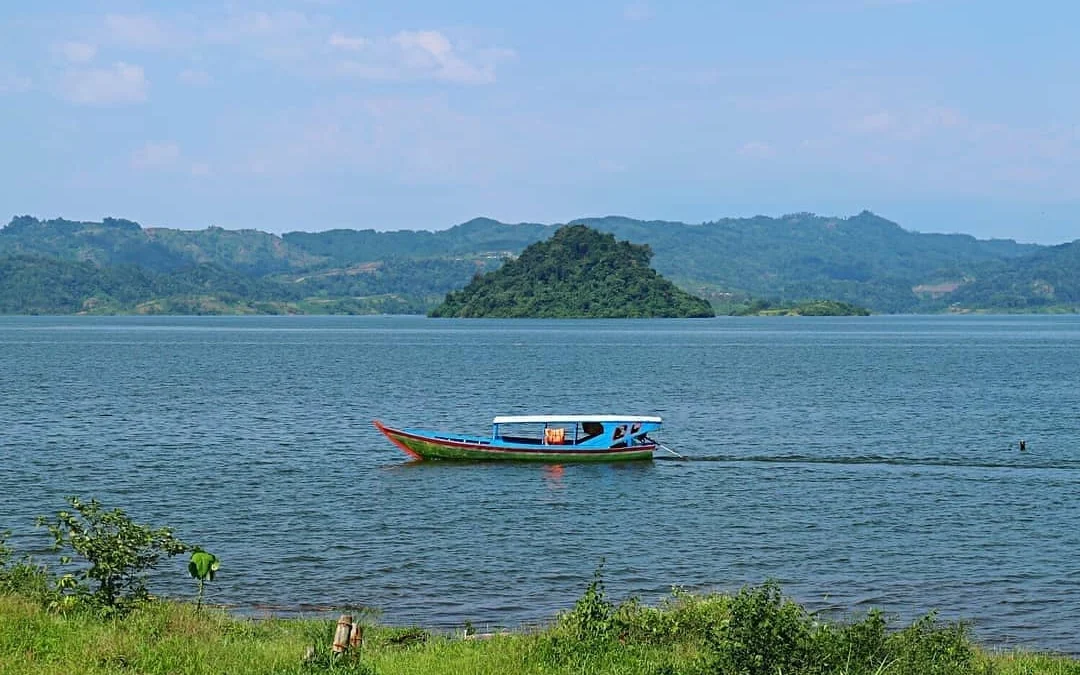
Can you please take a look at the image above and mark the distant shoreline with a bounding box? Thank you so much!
[5,213,1078,315]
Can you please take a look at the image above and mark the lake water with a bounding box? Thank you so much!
[2,315,1079,652]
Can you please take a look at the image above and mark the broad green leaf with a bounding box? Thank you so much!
[189,551,219,581]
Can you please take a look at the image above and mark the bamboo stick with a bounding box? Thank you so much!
[332,615,353,655]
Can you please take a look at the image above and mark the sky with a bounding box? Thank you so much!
[0,1,1077,243]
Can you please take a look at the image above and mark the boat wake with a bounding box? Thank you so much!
[655,453,1080,471]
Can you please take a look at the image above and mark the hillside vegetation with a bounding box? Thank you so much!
[942,240,1080,311]
[0,212,1075,315]
[728,299,872,316]
[572,212,1040,312]
[430,225,714,318]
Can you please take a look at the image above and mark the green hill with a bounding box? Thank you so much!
[282,211,1044,313]
[568,212,1039,312]
[429,225,715,318]
[282,217,550,264]
[0,255,159,314]
[1,212,1075,315]
[0,255,305,314]
[939,240,1080,311]
[0,216,501,314]
[728,299,872,316]
[0,216,323,274]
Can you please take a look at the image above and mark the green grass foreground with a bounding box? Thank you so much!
[3,590,1080,675]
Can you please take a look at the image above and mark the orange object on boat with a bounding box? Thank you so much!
[545,427,565,444]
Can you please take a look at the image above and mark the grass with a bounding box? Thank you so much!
[8,500,1074,673]
[4,589,1080,675]
[979,652,1080,675]
[1,595,312,675]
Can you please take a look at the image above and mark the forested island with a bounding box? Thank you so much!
[429,225,714,318]
[0,212,1077,315]
[726,299,871,316]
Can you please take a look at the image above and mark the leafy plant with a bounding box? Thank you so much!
[36,497,190,613]
[0,529,58,604]
[187,550,220,610]
[533,561,620,667]
[0,530,12,572]
[885,612,975,675]
[707,581,812,675]
[808,609,890,675]
[561,563,616,645]
[614,587,731,647]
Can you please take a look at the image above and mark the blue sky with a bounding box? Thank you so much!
[1,1,1076,243]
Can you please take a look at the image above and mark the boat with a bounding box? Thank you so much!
[373,415,663,462]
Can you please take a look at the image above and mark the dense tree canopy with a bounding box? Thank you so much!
[939,240,1080,311]
[1,213,1076,315]
[429,225,715,318]
[727,299,871,316]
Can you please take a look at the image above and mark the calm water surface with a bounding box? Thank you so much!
[2,315,1079,651]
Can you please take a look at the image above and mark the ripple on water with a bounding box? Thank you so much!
[2,315,1080,652]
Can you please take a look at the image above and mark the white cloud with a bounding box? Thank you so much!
[179,68,212,86]
[392,30,502,84]
[329,32,367,51]
[394,30,451,61]
[598,158,628,172]
[56,41,97,63]
[62,62,148,105]
[222,94,510,184]
[190,162,212,176]
[337,61,399,80]
[853,111,894,133]
[624,2,653,21]
[104,14,174,49]
[328,29,511,85]
[737,141,777,159]
[849,107,966,140]
[0,68,31,94]
[863,0,926,6]
[131,141,181,169]
[208,10,311,43]
[88,10,511,86]
[245,11,309,36]
[927,106,963,129]
[403,30,507,83]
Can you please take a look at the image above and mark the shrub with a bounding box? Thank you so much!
[885,612,976,675]
[560,565,616,645]
[0,529,57,604]
[531,563,619,666]
[615,587,732,647]
[807,609,890,675]
[36,496,191,613]
[707,581,812,675]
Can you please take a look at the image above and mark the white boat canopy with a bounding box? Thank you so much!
[492,415,662,425]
